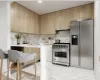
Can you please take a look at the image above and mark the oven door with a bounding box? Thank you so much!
[53,50,69,65]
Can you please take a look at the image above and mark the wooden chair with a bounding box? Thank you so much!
[0,49,5,80]
[7,50,37,80]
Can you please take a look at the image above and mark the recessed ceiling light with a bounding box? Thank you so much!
[37,0,42,3]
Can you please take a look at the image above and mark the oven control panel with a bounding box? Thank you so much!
[52,44,69,50]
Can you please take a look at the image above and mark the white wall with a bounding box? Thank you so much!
[94,1,100,80]
[0,1,10,51]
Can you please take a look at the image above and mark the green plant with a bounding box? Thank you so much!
[15,33,22,39]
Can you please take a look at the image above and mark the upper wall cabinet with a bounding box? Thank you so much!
[54,10,71,30]
[40,13,55,34]
[54,11,62,30]
[71,3,94,21]
[47,13,55,34]
[80,3,94,20]
[40,14,48,34]
[40,3,94,33]
[55,9,73,30]
[11,2,39,34]
[34,13,40,34]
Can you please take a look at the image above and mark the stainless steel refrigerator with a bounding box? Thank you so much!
[70,19,94,70]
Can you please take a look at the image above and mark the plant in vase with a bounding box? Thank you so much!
[15,33,22,45]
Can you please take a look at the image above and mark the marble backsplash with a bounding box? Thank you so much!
[11,32,55,45]
[55,30,70,43]
[11,30,70,45]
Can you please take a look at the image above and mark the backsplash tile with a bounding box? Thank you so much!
[11,30,70,45]
[11,32,55,45]
[39,35,55,44]
[55,30,70,43]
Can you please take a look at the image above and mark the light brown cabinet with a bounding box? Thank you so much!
[54,9,72,30]
[23,47,40,61]
[40,13,55,34]
[33,48,40,61]
[71,7,81,21]
[11,2,39,34]
[34,13,40,34]
[40,14,48,34]
[54,11,62,30]
[47,13,55,34]
[80,3,94,20]
[11,2,94,35]
[40,3,94,34]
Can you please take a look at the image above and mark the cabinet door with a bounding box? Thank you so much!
[80,3,94,20]
[11,2,28,33]
[34,13,40,34]
[61,9,72,29]
[55,11,62,30]
[72,7,81,21]
[11,2,40,34]
[40,13,55,34]
[47,13,55,34]
[11,2,21,32]
[33,48,40,61]
[40,14,48,34]
[19,5,28,33]
[23,47,33,53]
[27,11,34,34]
[55,10,71,30]
[24,47,40,61]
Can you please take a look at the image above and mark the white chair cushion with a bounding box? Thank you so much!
[18,53,36,63]
[8,50,37,63]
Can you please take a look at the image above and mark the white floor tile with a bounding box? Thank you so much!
[2,59,96,80]
[46,62,96,80]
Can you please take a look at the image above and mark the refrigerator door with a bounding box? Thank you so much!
[80,20,94,70]
[70,21,80,67]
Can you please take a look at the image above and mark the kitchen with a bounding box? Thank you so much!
[0,0,96,80]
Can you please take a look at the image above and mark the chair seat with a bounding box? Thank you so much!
[18,53,36,63]
[8,50,37,63]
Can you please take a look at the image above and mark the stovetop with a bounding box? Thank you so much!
[54,43,70,44]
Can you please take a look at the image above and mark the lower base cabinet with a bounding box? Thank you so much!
[23,47,40,64]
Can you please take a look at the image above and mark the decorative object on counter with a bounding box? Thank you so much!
[48,37,55,44]
[22,34,29,44]
[23,41,29,44]
[39,35,55,44]
[48,37,52,40]
[55,39,60,43]
[15,33,22,45]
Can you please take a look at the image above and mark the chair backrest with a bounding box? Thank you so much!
[0,49,5,59]
[8,50,22,62]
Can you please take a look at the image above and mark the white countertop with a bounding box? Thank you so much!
[11,43,53,48]
[11,44,40,48]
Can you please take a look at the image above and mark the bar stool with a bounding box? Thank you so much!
[0,49,5,80]
[7,50,37,80]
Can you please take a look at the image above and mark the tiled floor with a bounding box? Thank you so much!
[22,62,96,80]
[46,62,96,80]
[2,59,96,80]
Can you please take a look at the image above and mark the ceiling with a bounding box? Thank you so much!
[16,1,93,15]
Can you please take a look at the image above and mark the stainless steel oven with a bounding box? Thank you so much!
[52,43,70,66]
